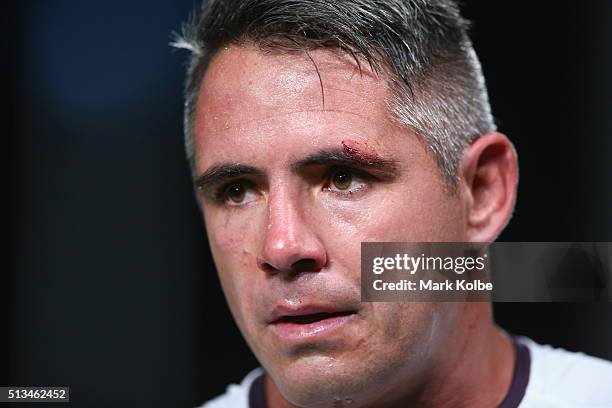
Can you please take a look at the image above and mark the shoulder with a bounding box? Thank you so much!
[519,337,612,408]
[196,368,264,408]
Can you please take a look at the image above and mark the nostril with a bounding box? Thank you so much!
[291,258,322,273]
[257,257,324,275]
[257,257,277,274]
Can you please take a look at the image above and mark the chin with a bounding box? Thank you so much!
[266,353,405,407]
[273,362,363,406]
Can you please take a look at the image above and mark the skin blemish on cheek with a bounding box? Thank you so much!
[240,249,252,268]
[341,139,385,165]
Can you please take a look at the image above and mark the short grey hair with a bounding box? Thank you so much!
[171,0,496,186]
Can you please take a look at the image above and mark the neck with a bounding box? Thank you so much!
[411,303,515,408]
[266,303,515,408]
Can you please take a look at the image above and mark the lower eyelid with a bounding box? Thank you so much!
[328,181,368,196]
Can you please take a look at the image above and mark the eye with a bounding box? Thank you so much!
[326,168,368,195]
[220,181,257,206]
[226,183,246,203]
[331,171,353,190]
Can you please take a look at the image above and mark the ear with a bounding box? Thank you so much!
[459,132,518,242]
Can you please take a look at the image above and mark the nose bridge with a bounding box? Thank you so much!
[267,186,300,245]
[259,182,326,274]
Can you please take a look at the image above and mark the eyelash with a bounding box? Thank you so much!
[213,166,376,205]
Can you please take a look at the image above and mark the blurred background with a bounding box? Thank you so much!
[5,0,612,406]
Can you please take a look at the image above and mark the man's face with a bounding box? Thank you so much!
[194,45,469,405]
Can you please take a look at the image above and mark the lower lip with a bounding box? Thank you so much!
[269,313,357,343]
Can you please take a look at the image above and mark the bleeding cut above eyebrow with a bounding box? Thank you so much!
[293,140,399,179]
[341,139,388,166]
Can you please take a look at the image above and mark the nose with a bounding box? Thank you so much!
[257,189,327,276]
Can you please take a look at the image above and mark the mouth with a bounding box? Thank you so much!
[268,307,358,343]
[274,311,355,325]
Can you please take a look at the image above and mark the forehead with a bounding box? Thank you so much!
[193,45,396,160]
[198,44,388,115]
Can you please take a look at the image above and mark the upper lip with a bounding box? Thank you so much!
[268,304,356,324]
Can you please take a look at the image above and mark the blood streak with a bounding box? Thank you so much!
[341,139,385,165]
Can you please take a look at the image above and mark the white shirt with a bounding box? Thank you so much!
[518,337,612,407]
[199,337,612,408]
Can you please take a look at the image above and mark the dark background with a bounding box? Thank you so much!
[5,1,612,407]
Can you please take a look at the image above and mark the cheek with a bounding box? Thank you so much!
[207,220,245,272]
[203,209,261,322]
[388,193,464,240]
[369,303,436,341]
[370,188,463,242]
[318,188,462,255]
[205,207,261,265]
[215,233,253,270]
[362,301,456,372]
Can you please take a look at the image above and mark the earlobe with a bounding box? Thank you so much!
[460,132,518,242]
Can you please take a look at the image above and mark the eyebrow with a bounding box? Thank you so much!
[195,146,400,193]
[292,148,399,177]
[195,164,263,191]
